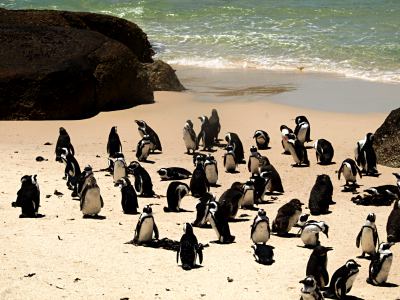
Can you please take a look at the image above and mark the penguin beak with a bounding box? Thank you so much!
[388,242,395,248]
[356,262,361,267]
[299,279,306,284]
[326,247,333,251]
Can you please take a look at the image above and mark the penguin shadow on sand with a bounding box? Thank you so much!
[252,244,275,265]
[82,214,106,220]
[341,184,362,193]
[272,232,298,238]
[317,161,336,166]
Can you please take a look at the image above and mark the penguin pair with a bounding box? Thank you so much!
[136,135,152,162]
[197,116,214,151]
[127,161,156,197]
[224,145,237,173]
[355,133,378,175]
[250,209,270,244]
[135,120,162,152]
[12,175,41,218]
[287,133,310,167]
[253,130,270,150]
[338,158,362,188]
[299,220,329,248]
[248,146,261,175]
[258,156,284,194]
[55,127,75,161]
[79,166,104,217]
[164,182,190,212]
[115,177,138,214]
[183,120,198,154]
[324,259,360,299]
[225,132,245,163]
[158,167,192,180]
[272,199,304,236]
[58,147,81,197]
[190,161,210,198]
[280,125,293,154]
[204,154,218,186]
[176,223,203,270]
[356,213,379,258]
[308,174,334,215]
[133,205,159,245]
[313,139,334,165]
[367,242,394,286]
[294,115,311,145]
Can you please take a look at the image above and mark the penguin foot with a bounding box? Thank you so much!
[366,277,376,286]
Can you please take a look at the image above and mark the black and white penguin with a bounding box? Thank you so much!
[59,148,81,196]
[12,175,41,218]
[240,180,255,208]
[127,161,155,197]
[386,198,400,243]
[204,154,218,186]
[248,146,261,175]
[272,199,304,236]
[192,193,215,227]
[115,177,138,214]
[287,133,310,167]
[164,181,190,212]
[206,200,235,243]
[351,185,399,206]
[251,244,274,265]
[183,120,198,154]
[112,152,127,183]
[308,174,334,215]
[224,145,237,173]
[197,116,214,151]
[306,245,333,289]
[251,209,270,244]
[324,259,360,299]
[209,109,221,143]
[299,276,325,300]
[218,182,244,219]
[136,134,152,162]
[133,205,159,244]
[280,125,293,154]
[55,127,75,160]
[190,161,210,198]
[259,157,284,194]
[80,171,104,217]
[313,139,334,165]
[253,130,270,150]
[176,223,203,270]
[294,115,311,144]
[300,221,329,248]
[356,213,378,258]
[296,213,310,228]
[355,132,378,175]
[367,242,394,286]
[107,126,122,158]
[135,120,162,152]
[225,132,244,163]
[251,174,268,203]
[157,167,192,180]
[338,158,362,187]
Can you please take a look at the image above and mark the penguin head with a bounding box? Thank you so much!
[225,145,234,152]
[211,109,218,118]
[366,132,374,143]
[366,213,376,223]
[231,181,244,192]
[322,223,329,238]
[183,223,193,235]
[258,208,267,218]
[114,177,129,188]
[207,200,218,214]
[185,120,193,128]
[280,125,291,132]
[198,116,208,124]
[128,161,140,170]
[31,175,38,185]
[157,168,168,178]
[299,213,310,223]
[379,242,395,252]
[143,205,152,214]
[295,115,308,125]
[20,175,31,185]
[245,180,254,188]
[312,245,333,257]
[59,127,67,135]
[60,147,69,160]
[114,152,125,159]
[259,156,270,167]
[110,126,117,134]
[250,146,258,153]
[299,276,317,293]
[135,120,146,128]
[84,165,93,173]
[345,259,361,272]
[206,154,215,161]
[393,172,400,180]
[253,130,262,139]
[287,133,297,143]
[290,199,304,210]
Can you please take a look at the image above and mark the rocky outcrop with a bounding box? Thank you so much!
[374,107,400,168]
[144,60,185,91]
[0,9,184,120]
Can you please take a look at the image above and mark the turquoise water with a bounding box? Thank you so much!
[2,0,400,83]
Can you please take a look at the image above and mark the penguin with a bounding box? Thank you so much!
[287,133,310,167]
[355,133,378,175]
[248,146,261,175]
[136,134,152,162]
[197,116,214,151]
[338,158,362,188]
[259,157,284,194]
[272,199,304,236]
[183,120,198,154]
[356,213,379,258]
[240,180,255,208]
[55,127,74,160]
[280,125,293,154]
[176,223,203,270]
[133,205,159,244]
[209,109,221,143]
[351,185,399,206]
[127,161,155,197]
[306,245,333,289]
[112,152,127,183]
[386,198,400,243]
[204,154,218,186]
[296,213,310,228]
[59,148,81,196]
[324,259,360,299]
[299,276,325,300]
[190,161,210,198]
[308,174,333,215]
[192,193,215,227]
[206,200,235,243]
[218,182,244,219]
[253,130,270,150]
[12,175,41,218]
[115,177,138,214]
[135,120,162,152]
[158,167,192,180]
[367,242,394,286]
[225,132,244,163]
[313,139,334,165]
[300,221,329,248]
[80,172,104,217]
[193,153,207,167]
[251,244,274,265]
[107,126,122,158]
[164,181,190,212]
[251,209,270,244]
[224,145,237,173]
[251,173,268,203]
[77,165,93,198]
[294,115,311,144]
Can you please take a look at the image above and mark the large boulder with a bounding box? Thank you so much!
[143,60,185,91]
[374,107,400,168]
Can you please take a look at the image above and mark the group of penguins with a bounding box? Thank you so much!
[11,110,400,299]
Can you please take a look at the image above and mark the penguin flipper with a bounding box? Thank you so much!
[357,165,363,178]
[322,268,329,287]
[70,144,75,156]
[153,222,159,240]
[198,247,203,264]
[176,248,180,264]
[337,164,344,180]
[356,229,362,248]
[100,195,104,208]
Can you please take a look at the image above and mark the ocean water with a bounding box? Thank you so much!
[2,0,400,83]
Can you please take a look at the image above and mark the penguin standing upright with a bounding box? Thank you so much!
[338,158,362,188]
[59,148,81,196]
[356,213,379,258]
[299,276,325,300]
[253,130,270,150]
[204,154,218,186]
[12,175,41,218]
[300,221,329,248]
[197,116,213,151]
[55,127,75,160]
[190,161,210,198]
[314,139,334,165]
[183,120,198,154]
[355,133,378,175]
[225,132,244,163]
[218,182,244,219]
[272,199,304,236]
[164,181,190,212]
[133,205,159,244]
[206,200,235,243]
[251,209,270,244]
[367,242,394,286]
[306,245,333,289]
[135,120,162,152]
[294,115,311,144]
[192,193,215,227]
[259,157,284,194]
[224,145,237,173]
[115,177,138,214]
[248,146,261,175]
[80,171,104,217]
[287,133,310,166]
[280,125,293,154]
[177,223,203,270]
[308,174,333,215]
[113,152,127,183]
[386,198,400,243]
[251,174,268,203]
[324,259,360,299]
[127,161,155,197]
[136,134,152,162]
[107,126,122,158]
[240,180,255,208]
[209,109,221,143]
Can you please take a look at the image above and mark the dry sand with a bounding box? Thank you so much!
[0,90,399,300]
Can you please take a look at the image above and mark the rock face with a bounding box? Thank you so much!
[0,9,184,120]
[144,60,185,91]
[374,107,400,168]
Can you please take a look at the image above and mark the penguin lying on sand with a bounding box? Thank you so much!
[12,175,41,218]
[133,205,159,245]
[306,245,333,289]
[351,185,399,206]
[324,259,360,299]
[158,167,192,180]
[177,223,203,270]
[299,275,324,300]
[367,242,394,286]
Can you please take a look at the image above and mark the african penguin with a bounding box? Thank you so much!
[251,174,268,203]
[253,130,270,150]
[308,174,334,215]
[79,171,104,217]
[127,161,155,197]
[224,145,237,173]
[192,193,215,227]
[218,182,244,219]
[55,127,75,160]
[158,167,192,180]
[251,209,270,244]
[306,245,333,289]
[136,134,152,162]
[12,175,41,218]
[206,199,235,244]
[296,213,310,228]
[280,125,293,154]
[355,133,378,175]
[59,147,81,196]
[204,154,218,186]
[164,181,190,212]
[356,213,378,258]
[240,180,255,208]
[386,198,400,243]
[352,185,399,206]
[287,133,310,167]
[259,157,284,194]
[197,116,214,151]
[133,205,159,245]
[112,152,127,183]
[193,153,207,167]
[183,120,198,154]
[135,120,162,152]
[177,223,203,270]
[225,132,244,163]
[115,177,138,214]
[107,126,122,158]
[324,259,360,299]
[299,276,325,300]
[190,161,210,198]
[248,146,261,175]
[294,115,311,144]
[272,199,304,236]
[313,139,334,165]
[338,158,362,187]
[300,221,329,248]
[367,242,394,286]
[209,109,221,143]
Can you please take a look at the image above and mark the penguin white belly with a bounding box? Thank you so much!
[300,292,317,300]
[225,155,236,172]
[183,130,196,150]
[113,162,126,182]
[337,273,357,295]
[209,215,221,241]
[205,165,218,185]
[288,210,302,232]
[249,157,260,174]
[361,228,376,254]
[149,141,156,151]
[301,227,319,246]
[343,165,355,182]
[282,139,290,152]
[252,222,270,244]
[256,136,266,145]
[241,190,254,207]
[288,145,300,164]
[297,125,309,144]
[138,218,154,242]
[81,188,102,215]
[375,256,393,284]
[139,144,151,161]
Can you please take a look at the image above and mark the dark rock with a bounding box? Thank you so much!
[374,108,400,167]
[143,60,185,91]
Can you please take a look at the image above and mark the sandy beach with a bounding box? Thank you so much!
[0,72,399,300]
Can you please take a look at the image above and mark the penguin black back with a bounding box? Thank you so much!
[127,161,155,197]
[107,126,122,158]
[12,175,41,218]
[190,163,210,198]
[386,199,400,243]
[55,127,74,159]
[115,177,138,214]
[308,174,333,215]
[177,223,203,270]
[209,109,221,143]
